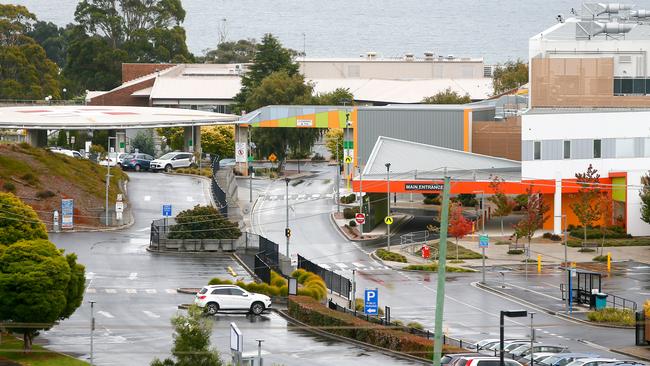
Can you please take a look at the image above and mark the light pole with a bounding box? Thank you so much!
[256,339,264,366]
[474,190,486,284]
[336,137,341,213]
[499,310,528,366]
[556,214,568,309]
[105,136,117,226]
[385,162,391,251]
[285,177,290,257]
[358,166,363,236]
[530,312,536,366]
[248,127,254,203]
[89,301,96,366]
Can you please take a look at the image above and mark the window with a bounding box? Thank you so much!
[199,288,208,294]
[211,288,230,295]
[645,138,650,157]
[593,139,601,158]
[229,288,245,296]
[615,138,635,158]
[563,140,571,159]
[534,141,541,160]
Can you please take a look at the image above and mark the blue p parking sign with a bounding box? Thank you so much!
[364,289,378,315]
[162,204,172,217]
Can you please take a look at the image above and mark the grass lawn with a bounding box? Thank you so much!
[417,241,484,260]
[567,237,650,247]
[403,263,475,272]
[0,334,87,365]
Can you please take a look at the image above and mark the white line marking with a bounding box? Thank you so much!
[166,289,177,294]
[86,288,96,294]
[87,272,95,280]
[128,272,138,280]
[550,333,557,336]
[146,289,157,294]
[105,289,117,294]
[335,262,348,269]
[639,292,650,295]
[143,310,160,319]
[97,311,114,318]
[144,195,151,201]
[126,289,137,294]
[186,196,194,202]
[352,262,366,268]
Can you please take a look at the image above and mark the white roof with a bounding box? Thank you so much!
[363,136,521,180]
[150,76,241,100]
[310,78,493,103]
[0,106,238,129]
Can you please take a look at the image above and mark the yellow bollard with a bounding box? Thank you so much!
[537,255,542,273]
[607,252,611,272]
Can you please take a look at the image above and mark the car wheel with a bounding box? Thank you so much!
[206,302,219,315]
[189,163,197,169]
[135,164,141,172]
[165,164,173,172]
[250,302,265,315]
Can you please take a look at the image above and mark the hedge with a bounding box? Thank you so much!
[291,269,328,301]
[403,263,474,272]
[376,249,407,263]
[208,270,328,301]
[288,296,463,358]
[569,226,630,239]
[343,207,360,219]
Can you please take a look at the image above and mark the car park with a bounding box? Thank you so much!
[564,359,620,366]
[194,284,272,316]
[150,152,195,172]
[121,153,154,171]
[455,356,524,366]
[510,344,568,359]
[442,353,483,366]
[99,152,128,167]
[540,354,600,366]
[520,352,558,366]
[51,148,84,159]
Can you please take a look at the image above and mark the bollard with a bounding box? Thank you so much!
[537,255,542,273]
[607,252,611,272]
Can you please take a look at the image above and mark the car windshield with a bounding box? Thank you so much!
[159,153,175,160]
[123,154,134,159]
[199,288,208,294]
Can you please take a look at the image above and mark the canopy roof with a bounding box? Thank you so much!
[0,106,239,130]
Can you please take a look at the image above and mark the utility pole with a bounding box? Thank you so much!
[433,176,451,366]
[285,177,290,257]
[105,136,116,226]
[248,128,253,203]
[358,166,363,236]
[474,190,486,284]
[385,162,391,251]
[89,301,96,366]
[336,137,341,213]
[350,269,356,309]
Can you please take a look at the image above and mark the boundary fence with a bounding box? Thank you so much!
[211,157,228,217]
[298,254,351,300]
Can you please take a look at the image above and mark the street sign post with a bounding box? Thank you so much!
[344,156,352,164]
[355,213,365,224]
[422,245,430,259]
[268,153,277,163]
[364,288,378,315]
[479,234,489,284]
[162,204,172,217]
[115,201,124,222]
[230,322,243,365]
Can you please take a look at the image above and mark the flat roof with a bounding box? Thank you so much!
[526,107,650,114]
[0,106,239,130]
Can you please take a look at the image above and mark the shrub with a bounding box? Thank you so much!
[311,153,325,161]
[2,181,16,192]
[20,172,39,186]
[348,220,357,227]
[340,194,357,204]
[507,249,524,255]
[342,207,359,219]
[570,226,630,239]
[407,321,424,330]
[207,271,290,298]
[593,255,608,262]
[403,263,474,272]
[291,269,328,301]
[376,248,407,263]
[578,247,595,253]
[542,232,562,241]
[644,300,650,318]
[36,190,56,199]
[587,308,635,327]
[168,205,241,239]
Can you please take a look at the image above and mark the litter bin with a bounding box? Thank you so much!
[595,293,607,310]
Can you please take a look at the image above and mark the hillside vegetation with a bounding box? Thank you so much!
[0,143,128,229]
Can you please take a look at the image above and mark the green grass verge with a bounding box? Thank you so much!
[0,334,88,365]
[376,249,407,263]
[417,242,484,260]
[593,255,608,262]
[174,167,213,177]
[586,308,635,327]
[567,237,650,247]
[403,263,475,272]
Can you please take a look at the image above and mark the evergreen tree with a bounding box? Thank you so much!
[56,130,68,148]
[640,172,650,225]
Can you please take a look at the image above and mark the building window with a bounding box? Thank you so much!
[615,138,635,158]
[563,140,571,159]
[534,141,541,160]
[594,139,601,158]
[645,138,650,157]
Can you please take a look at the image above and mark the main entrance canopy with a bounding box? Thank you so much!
[0,106,239,130]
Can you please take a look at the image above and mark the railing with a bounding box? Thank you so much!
[608,293,637,312]
[400,230,430,245]
[635,311,648,346]
[254,254,272,284]
[298,254,351,300]
[560,284,637,312]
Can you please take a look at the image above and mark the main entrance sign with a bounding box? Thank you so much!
[404,183,444,191]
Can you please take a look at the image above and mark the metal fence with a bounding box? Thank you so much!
[149,219,259,252]
[259,236,279,267]
[209,156,228,217]
[255,255,272,284]
[298,254,351,300]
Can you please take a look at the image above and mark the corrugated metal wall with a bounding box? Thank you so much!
[357,109,464,165]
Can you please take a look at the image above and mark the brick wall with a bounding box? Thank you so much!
[122,63,175,83]
[88,78,154,106]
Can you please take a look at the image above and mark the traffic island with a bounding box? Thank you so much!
[0,333,88,366]
[329,212,412,242]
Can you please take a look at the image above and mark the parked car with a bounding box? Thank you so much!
[540,354,600,366]
[601,362,647,366]
[520,352,558,366]
[512,345,569,360]
[150,152,195,172]
[564,359,619,366]
[51,148,84,159]
[442,353,483,366]
[121,153,154,171]
[219,158,236,168]
[455,356,523,366]
[194,285,271,316]
[99,152,128,167]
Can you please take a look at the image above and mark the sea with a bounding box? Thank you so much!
[9,0,650,63]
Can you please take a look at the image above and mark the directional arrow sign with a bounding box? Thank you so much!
[344,156,353,164]
[384,216,393,225]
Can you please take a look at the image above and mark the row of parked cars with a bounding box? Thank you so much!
[440,339,645,366]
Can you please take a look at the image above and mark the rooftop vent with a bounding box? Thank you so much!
[366,51,377,60]
[576,20,634,38]
[424,52,434,60]
[631,9,650,17]
[405,53,414,61]
[582,3,633,18]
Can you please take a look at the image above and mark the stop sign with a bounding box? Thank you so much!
[355,213,365,224]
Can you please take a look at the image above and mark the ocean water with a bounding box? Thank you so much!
[10,0,650,63]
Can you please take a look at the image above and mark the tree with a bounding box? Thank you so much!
[56,130,68,148]
[325,129,343,162]
[447,203,473,262]
[168,205,241,240]
[488,176,516,236]
[492,60,528,95]
[421,88,471,104]
[570,165,602,245]
[0,4,62,100]
[27,21,68,67]
[0,192,48,246]
[200,38,257,64]
[0,239,85,350]
[156,127,184,152]
[150,305,223,366]
[131,130,155,156]
[513,185,549,276]
[640,172,650,225]
[201,126,234,160]
[313,88,354,106]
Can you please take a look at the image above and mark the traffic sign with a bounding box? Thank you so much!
[115,201,124,213]
[61,198,74,229]
[355,213,366,224]
[479,234,489,248]
[268,153,277,162]
[162,204,172,217]
[384,216,393,225]
[344,156,352,164]
[364,289,378,315]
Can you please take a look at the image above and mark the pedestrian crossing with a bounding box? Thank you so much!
[86,288,183,295]
[260,193,333,201]
[319,262,392,271]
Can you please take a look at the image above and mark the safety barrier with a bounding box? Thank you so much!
[298,254,351,300]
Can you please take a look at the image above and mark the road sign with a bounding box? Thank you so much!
[61,199,74,229]
[344,156,353,164]
[364,289,378,315]
[479,234,489,248]
[268,153,277,162]
[115,201,124,213]
[355,213,366,224]
[235,142,247,163]
[162,204,172,217]
[384,216,393,225]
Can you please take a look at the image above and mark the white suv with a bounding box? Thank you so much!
[194,285,272,315]
[150,152,195,172]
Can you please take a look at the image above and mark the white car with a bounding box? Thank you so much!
[565,359,619,366]
[51,149,84,159]
[99,152,127,167]
[194,285,272,315]
[150,152,195,172]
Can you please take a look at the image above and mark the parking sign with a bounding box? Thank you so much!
[162,204,172,217]
[364,289,378,315]
[479,234,489,248]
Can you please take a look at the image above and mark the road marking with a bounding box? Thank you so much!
[144,195,151,201]
[542,330,550,334]
[87,272,95,280]
[86,288,96,293]
[128,272,138,280]
[126,289,137,294]
[146,289,157,294]
[105,289,117,294]
[186,196,194,202]
[335,263,348,269]
[319,263,331,270]
[297,194,306,200]
[352,262,366,268]
[311,194,320,199]
[142,310,160,319]
[166,289,177,294]
[550,333,557,336]
[130,238,149,245]
[97,311,114,318]
[326,193,333,198]
[136,227,150,232]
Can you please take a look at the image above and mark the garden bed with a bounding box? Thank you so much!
[403,263,475,272]
[586,308,635,327]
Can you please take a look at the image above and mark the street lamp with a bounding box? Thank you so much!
[385,162,391,251]
[529,312,536,366]
[500,310,528,366]
[105,136,117,226]
[473,190,486,284]
[62,88,67,101]
[89,301,96,366]
[285,177,290,257]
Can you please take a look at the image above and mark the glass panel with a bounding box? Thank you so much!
[616,138,635,158]
[534,141,541,160]
[621,78,633,94]
[645,138,650,157]
[564,140,571,159]
[613,78,622,95]
[594,139,601,158]
[634,78,645,94]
